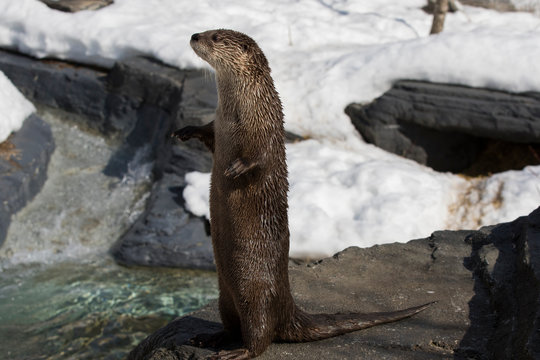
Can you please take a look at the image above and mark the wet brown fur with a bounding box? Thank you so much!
[173,29,434,359]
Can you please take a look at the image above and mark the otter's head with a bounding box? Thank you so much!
[190,29,270,78]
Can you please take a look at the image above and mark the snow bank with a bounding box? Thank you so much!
[0,71,35,143]
[286,140,464,256]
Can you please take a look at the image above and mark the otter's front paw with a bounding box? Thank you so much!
[225,159,252,178]
[171,126,196,141]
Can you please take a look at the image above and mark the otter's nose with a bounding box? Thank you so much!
[191,33,200,42]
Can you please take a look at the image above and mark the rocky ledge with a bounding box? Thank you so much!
[128,206,540,359]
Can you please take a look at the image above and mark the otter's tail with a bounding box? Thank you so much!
[281,302,435,342]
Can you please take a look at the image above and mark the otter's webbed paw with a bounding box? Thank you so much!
[224,158,255,178]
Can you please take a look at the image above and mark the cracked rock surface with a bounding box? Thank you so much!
[128,207,540,360]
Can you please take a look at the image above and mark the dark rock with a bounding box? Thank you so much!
[111,143,214,270]
[0,50,111,133]
[346,80,540,172]
[101,56,187,180]
[108,56,187,114]
[104,57,207,181]
[40,0,113,12]
[459,207,540,359]
[127,207,540,359]
[102,104,169,179]
[110,68,218,270]
[0,114,55,246]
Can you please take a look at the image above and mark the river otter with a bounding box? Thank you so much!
[173,29,434,359]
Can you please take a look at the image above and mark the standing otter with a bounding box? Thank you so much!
[174,29,434,359]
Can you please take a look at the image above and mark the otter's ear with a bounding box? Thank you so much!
[242,44,249,52]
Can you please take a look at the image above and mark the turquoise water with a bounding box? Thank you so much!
[0,108,218,359]
[0,260,217,359]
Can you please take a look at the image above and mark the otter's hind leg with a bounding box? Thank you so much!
[211,294,275,359]
[191,287,241,348]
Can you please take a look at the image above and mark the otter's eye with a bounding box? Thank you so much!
[212,34,219,42]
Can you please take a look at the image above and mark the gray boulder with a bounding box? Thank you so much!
[111,143,214,270]
[109,65,218,270]
[345,80,540,173]
[127,207,540,359]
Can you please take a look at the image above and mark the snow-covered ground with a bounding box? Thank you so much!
[1,0,539,256]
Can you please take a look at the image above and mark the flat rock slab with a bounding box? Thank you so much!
[128,206,540,359]
[111,143,214,270]
[110,68,217,270]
